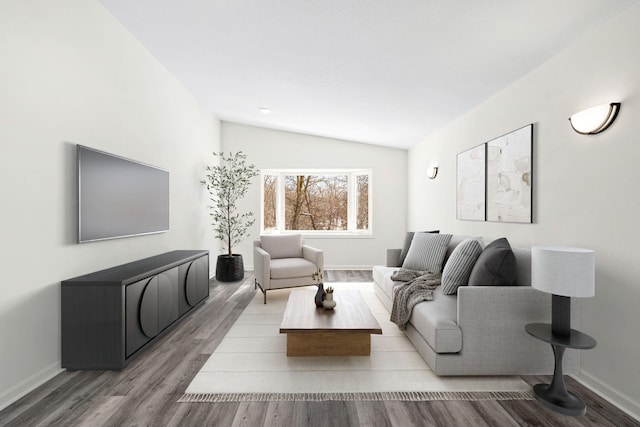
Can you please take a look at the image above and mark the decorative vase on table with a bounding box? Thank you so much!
[322,292,336,310]
[314,283,326,307]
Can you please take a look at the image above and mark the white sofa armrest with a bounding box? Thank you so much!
[253,246,271,290]
[302,245,324,280]
[386,249,402,267]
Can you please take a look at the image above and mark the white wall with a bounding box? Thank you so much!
[221,122,407,268]
[408,5,640,418]
[0,0,220,409]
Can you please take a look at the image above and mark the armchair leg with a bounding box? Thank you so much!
[254,279,267,304]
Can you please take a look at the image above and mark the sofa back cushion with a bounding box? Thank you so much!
[468,237,517,286]
[260,234,303,259]
[512,247,531,286]
[402,233,452,273]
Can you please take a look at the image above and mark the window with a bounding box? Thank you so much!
[261,169,371,235]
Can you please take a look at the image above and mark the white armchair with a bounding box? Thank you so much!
[253,234,324,304]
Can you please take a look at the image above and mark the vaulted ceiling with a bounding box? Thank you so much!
[99,0,638,149]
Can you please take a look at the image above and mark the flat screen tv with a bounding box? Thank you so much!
[77,145,170,243]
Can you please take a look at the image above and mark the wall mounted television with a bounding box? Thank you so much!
[77,145,170,243]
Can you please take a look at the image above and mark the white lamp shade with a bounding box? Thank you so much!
[531,246,595,297]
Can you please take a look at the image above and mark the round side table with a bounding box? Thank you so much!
[525,323,597,416]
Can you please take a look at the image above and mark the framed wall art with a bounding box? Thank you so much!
[486,124,533,223]
[456,143,486,221]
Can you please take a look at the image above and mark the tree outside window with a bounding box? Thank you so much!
[261,170,371,234]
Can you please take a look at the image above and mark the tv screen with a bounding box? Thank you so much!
[77,145,170,243]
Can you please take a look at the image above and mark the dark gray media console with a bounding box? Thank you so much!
[61,250,209,370]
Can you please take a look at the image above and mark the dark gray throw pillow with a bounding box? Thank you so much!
[399,230,440,266]
[468,237,517,286]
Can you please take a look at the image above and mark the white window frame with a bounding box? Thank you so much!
[260,169,372,237]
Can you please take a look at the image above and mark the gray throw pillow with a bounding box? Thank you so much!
[441,239,483,295]
[402,233,452,273]
[468,237,517,286]
[399,230,440,266]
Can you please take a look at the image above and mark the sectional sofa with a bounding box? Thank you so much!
[373,234,580,376]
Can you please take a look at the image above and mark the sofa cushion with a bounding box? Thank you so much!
[372,266,396,304]
[408,287,461,353]
[402,233,452,273]
[441,238,483,294]
[399,230,440,266]
[468,237,517,286]
[270,258,317,279]
[261,234,303,259]
[373,265,461,353]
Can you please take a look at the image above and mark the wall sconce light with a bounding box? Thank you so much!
[427,166,438,180]
[569,102,620,135]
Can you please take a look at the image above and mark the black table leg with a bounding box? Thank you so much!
[533,344,586,416]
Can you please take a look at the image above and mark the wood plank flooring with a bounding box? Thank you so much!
[0,270,637,426]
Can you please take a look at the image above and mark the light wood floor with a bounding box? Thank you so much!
[0,271,637,426]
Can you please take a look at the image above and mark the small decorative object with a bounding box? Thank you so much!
[314,283,326,307]
[322,286,336,310]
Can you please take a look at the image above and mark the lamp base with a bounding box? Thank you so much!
[551,294,571,337]
[533,383,586,417]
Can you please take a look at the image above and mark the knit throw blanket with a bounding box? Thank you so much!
[390,269,441,330]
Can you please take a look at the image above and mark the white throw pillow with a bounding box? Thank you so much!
[402,233,452,273]
[441,238,483,294]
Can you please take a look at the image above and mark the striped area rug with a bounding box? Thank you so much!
[178,390,534,403]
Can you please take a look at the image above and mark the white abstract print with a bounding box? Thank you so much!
[486,125,532,223]
[457,144,486,221]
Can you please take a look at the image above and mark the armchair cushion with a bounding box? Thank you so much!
[261,234,303,259]
[270,258,318,279]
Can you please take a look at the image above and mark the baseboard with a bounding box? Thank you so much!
[244,265,373,272]
[572,371,640,422]
[0,363,63,412]
[324,265,373,270]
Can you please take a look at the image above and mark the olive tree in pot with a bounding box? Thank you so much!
[202,152,258,282]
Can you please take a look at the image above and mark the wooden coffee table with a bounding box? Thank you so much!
[279,289,382,356]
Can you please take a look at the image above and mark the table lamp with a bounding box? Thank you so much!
[527,246,597,416]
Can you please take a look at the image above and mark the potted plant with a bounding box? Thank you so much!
[202,151,258,282]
